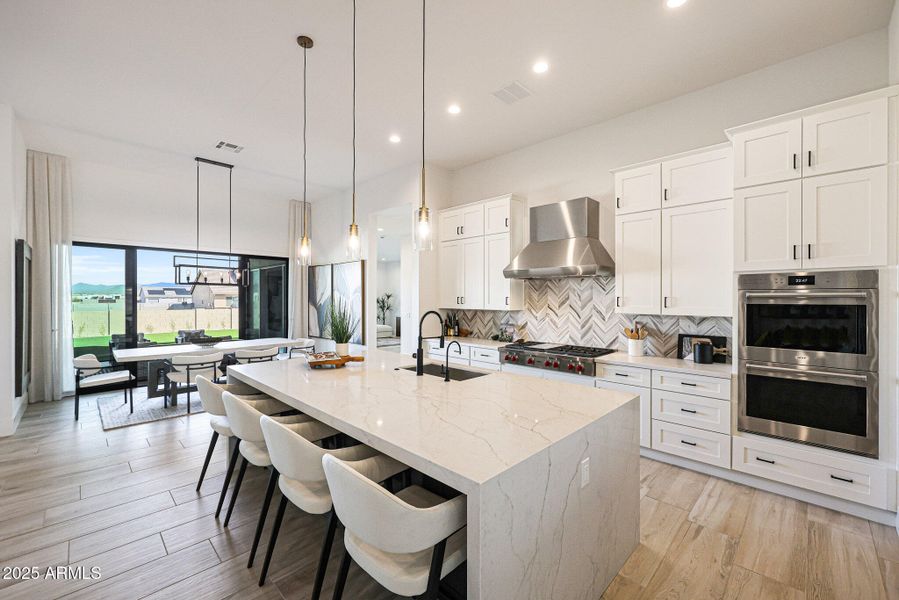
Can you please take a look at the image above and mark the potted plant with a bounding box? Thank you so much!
[376,293,393,325]
[327,299,359,356]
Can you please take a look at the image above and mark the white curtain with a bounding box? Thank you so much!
[26,150,75,402]
[287,199,308,338]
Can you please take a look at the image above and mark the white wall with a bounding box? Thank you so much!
[450,31,890,250]
[0,104,27,436]
[20,121,293,258]
[314,162,450,351]
[891,0,899,84]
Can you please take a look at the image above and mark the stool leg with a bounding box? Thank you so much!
[331,548,352,600]
[311,510,339,600]
[248,467,279,568]
[258,495,288,586]
[224,457,248,527]
[196,431,219,491]
[74,390,80,420]
[423,539,448,600]
[129,386,134,414]
[215,440,240,519]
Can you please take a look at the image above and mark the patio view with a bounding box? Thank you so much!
[72,245,239,358]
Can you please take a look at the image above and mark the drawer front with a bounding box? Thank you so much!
[652,370,731,400]
[651,389,731,435]
[431,353,469,367]
[595,364,651,388]
[651,420,731,468]
[597,379,651,448]
[469,347,499,365]
[470,360,500,372]
[732,436,889,510]
[428,341,470,360]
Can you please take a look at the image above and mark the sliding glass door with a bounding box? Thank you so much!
[72,245,126,362]
[240,257,288,339]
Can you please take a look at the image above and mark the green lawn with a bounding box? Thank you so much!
[74,329,239,348]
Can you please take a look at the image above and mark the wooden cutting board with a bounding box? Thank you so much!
[307,352,365,369]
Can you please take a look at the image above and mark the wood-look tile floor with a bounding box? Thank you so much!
[0,395,896,600]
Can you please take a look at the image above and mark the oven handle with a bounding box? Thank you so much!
[743,291,869,299]
[745,363,869,381]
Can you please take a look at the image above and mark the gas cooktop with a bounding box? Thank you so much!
[499,342,615,376]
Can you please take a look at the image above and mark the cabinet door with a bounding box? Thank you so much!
[459,204,485,238]
[661,199,733,317]
[734,180,802,272]
[614,211,661,315]
[661,147,733,208]
[439,209,463,242]
[802,98,887,177]
[614,163,661,214]
[484,233,511,310]
[460,237,485,308]
[484,197,510,235]
[438,241,462,308]
[802,166,888,269]
[732,119,802,187]
[596,379,651,448]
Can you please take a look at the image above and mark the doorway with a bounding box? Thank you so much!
[370,207,414,353]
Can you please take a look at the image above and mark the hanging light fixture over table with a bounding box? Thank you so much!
[346,0,361,260]
[414,0,433,251]
[297,35,313,265]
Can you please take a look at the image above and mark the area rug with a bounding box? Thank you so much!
[376,336,401,348]
[97,391,204,430]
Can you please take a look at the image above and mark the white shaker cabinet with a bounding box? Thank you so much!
[614,211,661,315]
[484,196,511,235]
[614,163,661,214]
[438,238,485,309]
[661,146,733,208]
[802,98,887,177]
[484,233,519,310]
[734,180,802,272]
[732,119,802,187]
[661,199,733,317]
[438,204,484,241]
[439,240,462,308]
[801,166,888,269]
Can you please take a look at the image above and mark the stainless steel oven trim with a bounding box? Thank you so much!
[739,287,878,372]
[737,361,878,458]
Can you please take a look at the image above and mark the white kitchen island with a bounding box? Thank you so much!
[228,347,639,600]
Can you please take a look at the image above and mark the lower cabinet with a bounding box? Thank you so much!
[651,389,731,435]
[652,420,732,468]
[428,341,500,371]
[596,378,651,448]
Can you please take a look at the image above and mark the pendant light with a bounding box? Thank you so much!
[413,0,433,251]
[346,0,361,260]
[297,35,314,266]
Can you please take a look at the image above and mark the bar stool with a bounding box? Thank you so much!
[220,392,334,550]
[323,454,467,600]
[256,416,406,591]
[194,375,291,510]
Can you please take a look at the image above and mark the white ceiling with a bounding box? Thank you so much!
[0,0,893,199]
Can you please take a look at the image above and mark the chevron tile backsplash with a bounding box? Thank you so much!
[455,277,731,358]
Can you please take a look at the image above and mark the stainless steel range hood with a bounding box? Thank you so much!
[504,197,615,279]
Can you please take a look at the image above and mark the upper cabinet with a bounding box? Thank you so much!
[438,195,525,311]
[732,119,802,188]
[615,211,661,315]
[728,89,894,272]
[661,147,733,208]
[802,98,887,178]
[439,204,484,241]
[614,164,661,214]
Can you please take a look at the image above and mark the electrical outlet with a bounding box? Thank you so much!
[580,457,590,488]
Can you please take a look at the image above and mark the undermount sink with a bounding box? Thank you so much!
[399,363,489,381]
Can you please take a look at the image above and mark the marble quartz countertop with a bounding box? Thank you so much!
[596,352,734,377]
[228,347,637,493]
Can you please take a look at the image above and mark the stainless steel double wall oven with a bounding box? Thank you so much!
[738,270,878,458]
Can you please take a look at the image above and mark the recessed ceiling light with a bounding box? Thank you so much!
[447,104,461,115]
[388,134,401,144]
[666,0,687,7]
[377,227,384,232]
[532,61,549,74]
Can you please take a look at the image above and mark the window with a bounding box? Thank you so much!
[72,245,126,361]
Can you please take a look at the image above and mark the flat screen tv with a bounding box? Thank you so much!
[15,239,32,398]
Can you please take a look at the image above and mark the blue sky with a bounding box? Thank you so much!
[72,246,239,286]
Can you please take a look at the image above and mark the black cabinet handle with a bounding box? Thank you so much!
[663,188,669,202]
[504,217,509,228]
[830,474,854,484]
[755,456,775,465]
[616,296,621,307]
[461,296,464,305]
[792,153,797,170]
[460,226,464,235]
[807,150,812,167]
[663,296,669,308]
[505,296,509,305]
[616,197,621,209]
[680,408,697,414]
[792,244,797,260]
[807,243,812,259]
[614,372,629,377]
[456,296,460,305]
[680,382,697,387]
[680,440,697,447]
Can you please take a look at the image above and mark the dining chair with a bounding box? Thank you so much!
[235,347,280,364]
[165,350,224,412]
[73,354,136,420]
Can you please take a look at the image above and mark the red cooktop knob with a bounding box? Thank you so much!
[504,355,512,361]
[512,355,519,362]
[567,363,575,371]
[527,357,534,364]
[576,364,584,373]
[553,361,560,368]
[544,360,552,367]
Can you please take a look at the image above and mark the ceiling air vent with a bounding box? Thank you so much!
[492,81,532,105]
[215,141,244,153]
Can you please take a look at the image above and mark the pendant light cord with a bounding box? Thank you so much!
[420,0,426,210]
[351,0,357,225]
[196,160,200,270]
[302,41,308,238]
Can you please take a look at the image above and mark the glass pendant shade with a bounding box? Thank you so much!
[299,235,311,265]
[414,205,433,251]
[346,222,361,260]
